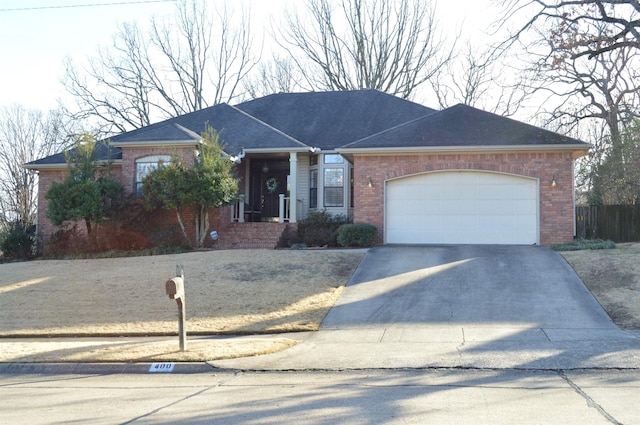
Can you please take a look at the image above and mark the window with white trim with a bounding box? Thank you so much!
[135,155,171,195]
[324,168,344,207]
[323,154,344,164]
[310,169,318,209]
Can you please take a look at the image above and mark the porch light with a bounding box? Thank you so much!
[367,176,373,188]
[551,176,557,188]
[262,162,269,173]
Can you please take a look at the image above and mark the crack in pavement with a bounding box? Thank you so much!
[558,370,622,425]
[120,371,243,424]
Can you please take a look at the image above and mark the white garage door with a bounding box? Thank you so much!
[386,171,538,245]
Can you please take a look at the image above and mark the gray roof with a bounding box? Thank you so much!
[235,90,435,150]
[25,139,122,167]
[342,104,589,149]
[109,103,307,153]
[25,91,588,168]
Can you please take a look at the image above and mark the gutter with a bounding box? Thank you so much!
[239,147,313,154]
[336,144,591,159]
[23,160,123,170]
[109,139,200,148]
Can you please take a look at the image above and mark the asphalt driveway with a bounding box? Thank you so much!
[322,245,617,329]
[215,245,640,370]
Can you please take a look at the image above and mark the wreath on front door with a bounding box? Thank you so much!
[265,177,279,193]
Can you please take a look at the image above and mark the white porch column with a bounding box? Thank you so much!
[289,152,298,223]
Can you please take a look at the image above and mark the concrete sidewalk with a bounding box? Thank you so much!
[212,325,640,370]
[1,325,638,372]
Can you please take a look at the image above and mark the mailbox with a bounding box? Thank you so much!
[166,277,184,300]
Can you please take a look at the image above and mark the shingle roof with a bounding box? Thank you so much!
[26,102,308,166]
[341,104,590,149]
[235,90,436,150]
[25,139,122,167]
[25,92,589,168]
[110,103,307,153]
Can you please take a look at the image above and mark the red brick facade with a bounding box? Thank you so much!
[35,147,578,251]
[36,168,70,242]
[120,146,196,195]
[352,151,576,246]
[35,145,200,250]
[34,145,267,252]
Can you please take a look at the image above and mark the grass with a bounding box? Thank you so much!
[41,246,187,260]
[552,238,617,251]
[0,249,365,362]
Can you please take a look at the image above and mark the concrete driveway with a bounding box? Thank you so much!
[322,245,615,328]
[214,245,640,370]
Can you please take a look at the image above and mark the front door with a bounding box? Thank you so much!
[260,172,288,219]
[249,159,290,221]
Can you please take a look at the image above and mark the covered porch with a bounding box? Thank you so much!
[231,150,307,224]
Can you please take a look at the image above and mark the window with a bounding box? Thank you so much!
[323,154,344,164]
[349,166,354,208]
[309,169,318,209]
[135,155,171,195]
[324,168,344,207]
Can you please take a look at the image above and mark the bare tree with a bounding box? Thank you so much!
[0,105,72,228]
[430,42,530,116]
[277,0,453,99]
[526,20,640,140]
[63,0,258,135]
[489,1,640,204]
[588,119,640,204]
[497,0,640,59]
[148,1,257,112]
[519,17,640,203]
[63,24,154,135]
[243,57,303,99]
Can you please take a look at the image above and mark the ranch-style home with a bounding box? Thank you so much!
[25,89,590,250]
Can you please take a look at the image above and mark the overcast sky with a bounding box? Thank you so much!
[0,0,497,112]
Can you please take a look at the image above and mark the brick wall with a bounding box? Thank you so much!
[120,146,196,195]
[36,145,198,250]
[353,151,576,246]
[36,168,69,245]
[36,165,126,250]
[34,144,277,252]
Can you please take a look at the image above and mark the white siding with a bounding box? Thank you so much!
[297,155,310,219]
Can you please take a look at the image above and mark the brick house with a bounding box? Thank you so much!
[25,90,590,250]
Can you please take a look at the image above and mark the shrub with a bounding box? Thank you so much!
[106,195,183,250]
[44,225,89,257]
[337,223,377,247]
[0,222,35,259]
[297,210,351,247]
[552,238,616,251]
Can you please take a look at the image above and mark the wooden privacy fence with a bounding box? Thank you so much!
[576,205,640,242]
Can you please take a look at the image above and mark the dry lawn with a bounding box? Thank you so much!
[2,245,639,363]
[561,243,640,330]
[0,249,364,362]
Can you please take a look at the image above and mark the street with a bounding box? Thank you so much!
[1,367,639,424]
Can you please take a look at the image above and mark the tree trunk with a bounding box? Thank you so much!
[174,208,191,247]
[194,205,209,248]
[196,206,209,248]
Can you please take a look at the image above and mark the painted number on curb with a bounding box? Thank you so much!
[149,362,175,373]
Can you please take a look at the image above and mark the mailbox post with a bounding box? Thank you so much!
[165,265,187,351]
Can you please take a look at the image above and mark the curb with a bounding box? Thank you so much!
[0,362,217,375]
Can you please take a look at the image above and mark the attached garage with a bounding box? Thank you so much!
[385,171,539,245]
